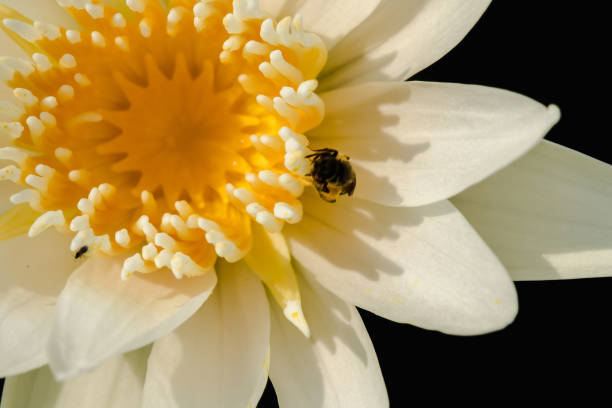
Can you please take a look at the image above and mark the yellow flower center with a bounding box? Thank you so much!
[0,0,327,280]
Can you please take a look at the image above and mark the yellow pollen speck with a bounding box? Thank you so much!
[494,298,500,305]
[0,0,327,279]
[365,288,372,293]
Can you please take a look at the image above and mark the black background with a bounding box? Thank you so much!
[2,1,610,405]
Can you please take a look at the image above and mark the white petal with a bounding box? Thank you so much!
[0,347,149,408]
[47,254,217,380]
[319,0,490,90]
[269,274,388,408]
[0,83,13,104]
[453,140,612,281]
[0,230,74,296]
[0,289,55,378]
[259,0,380,51]
[142,261,269,408]
[0,0,78,59]
[285,189,517,335]
[0,230,74,377]
[0,182,22,209]
[309,81,560,207]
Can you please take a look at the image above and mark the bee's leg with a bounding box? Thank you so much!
[319,191,336,203]
[325,148,338,157]
[346,179,357,196]
[312,148,338,156]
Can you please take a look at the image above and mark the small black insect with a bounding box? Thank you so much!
[306,148,357,203]
[75,245,89,259]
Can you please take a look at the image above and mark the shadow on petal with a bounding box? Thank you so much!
[320,0,429,87]
[269,274,386,408]
[300,274,368,365]
[453,141,612,281]
[309,82,431,206]
[288,189,454,284]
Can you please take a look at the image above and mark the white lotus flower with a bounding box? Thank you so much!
[1,0,608,406]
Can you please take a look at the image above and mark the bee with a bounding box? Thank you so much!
[306,148,356,203]
[74,245,89,259]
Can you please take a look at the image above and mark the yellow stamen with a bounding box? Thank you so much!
[0,0,327,281]
[245,223,310,337]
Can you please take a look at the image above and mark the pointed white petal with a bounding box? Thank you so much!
[285,189,517,335]
[259,0,380,51]
[142,261,270,408]
[0,230,74,377]
[47,255,217,380]
[310,81,560,207]
[0,347,149,408]
[320,0,490,90]
[453,140,612,281]
[269,274,388,408]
